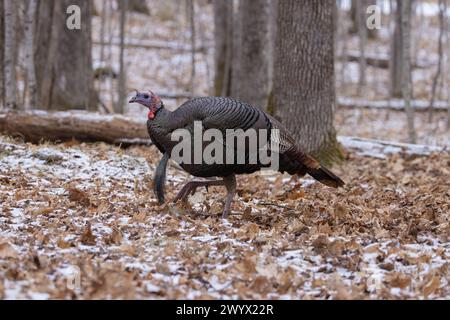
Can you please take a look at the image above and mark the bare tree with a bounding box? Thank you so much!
[197,5,212,96]
[35,0,96,110]
[350,0,377,39]
[273,0,341,164]
[391,0,411,98]
[230,0,242,98]
[232,0,272,110]
[188,0,196,95]
[107,0,115,112]
[99,0,107,64]
[401,0,416,143]
[24,0,38,109]
[213,0,273,108]
[3,0,17,109]
[428,0,447,123]
[116,0,128,114]
[0,0,4,108]
[213,0,233,96]
[356,0,367,95]
[337,0,349,87]
[268,0,278,102]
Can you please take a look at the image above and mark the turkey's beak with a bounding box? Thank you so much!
[129,96,137,103]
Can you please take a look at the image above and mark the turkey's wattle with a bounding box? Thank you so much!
[130,90,345,218]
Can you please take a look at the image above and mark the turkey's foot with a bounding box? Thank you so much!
[173,175,236,218]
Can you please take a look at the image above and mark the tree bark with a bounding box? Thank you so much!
[116,0,128,114]
[428,0,446,123]
[0,0,4,108]
[3,0,17,110]
[391,0,405,98]
[401,0,416,144]
[273,0,341,164]
[188,0,196,95]
[232,0,271,110]
[350,0,377,38]
[24,0,38,109]
[356,0,367,95]
[34,0,96,111]
[213,0,233,96]
[229,0,242,98]
[0,110,148,144]
[99,0,107,64]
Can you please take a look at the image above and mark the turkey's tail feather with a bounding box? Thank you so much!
[302,153,345,188]
[306,164,345,188]
[285,148,345,188]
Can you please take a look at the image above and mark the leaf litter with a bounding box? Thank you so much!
[0,136,448,299]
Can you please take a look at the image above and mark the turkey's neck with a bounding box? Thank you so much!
[152,103,171,123]
[151,103,188,132]
[148,104,178,136]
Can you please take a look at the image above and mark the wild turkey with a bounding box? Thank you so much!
[130,91,344,218]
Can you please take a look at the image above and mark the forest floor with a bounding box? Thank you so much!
[0,136,448,299]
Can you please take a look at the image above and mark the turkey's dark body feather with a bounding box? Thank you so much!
[147,97,344,188]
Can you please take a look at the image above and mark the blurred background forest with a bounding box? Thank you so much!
[0,0,449,147]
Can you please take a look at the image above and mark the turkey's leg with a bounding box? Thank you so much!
[173,179,226,203]
[222,174,236,219]
[153,153,170,204]
[173,174,237,218]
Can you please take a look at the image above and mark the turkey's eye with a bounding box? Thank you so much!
[143,94,149,99]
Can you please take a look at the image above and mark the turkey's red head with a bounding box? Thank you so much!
[129,90,162,120]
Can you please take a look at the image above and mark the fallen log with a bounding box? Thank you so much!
[338,136,447,159]
[0,110,149,144]
[338,50,432,69]
[337,97,449,111]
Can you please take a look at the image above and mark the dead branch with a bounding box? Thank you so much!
[93,39,211,53]
[338,97,449,111]
[337,50,432,69]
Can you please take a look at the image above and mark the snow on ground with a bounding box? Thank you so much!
[0,136,448,299]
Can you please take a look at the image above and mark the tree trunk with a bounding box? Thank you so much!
[349,0,357,34]
[428,0,446,123]
[188,0,196,95]
[356,0,367,95]
[232,0,271,110]
[213,0,233,96]
[401,0,416,144]
[3,0,17,110]
[350,0,377,38]
[24,0,38,109]
[268,0,278,104]
[34,0,96,111]
[229,0,241,98]
[0,0,4,108]
[99,0,107,64]
[391,0,404,98]
[273,0,341,164]
[116,0,128,114]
